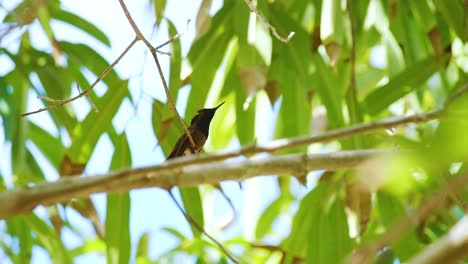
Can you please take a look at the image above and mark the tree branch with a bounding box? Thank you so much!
[140,83,467,168]
[21,37,138,117]
[407,215,468,264]
[347,173,468,264]
[243,0,295,43]
[117,0,196,148]
[0,149,395,219]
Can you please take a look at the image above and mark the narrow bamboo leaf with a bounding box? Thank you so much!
[179,187,204,238]
[36,6,55,46]
[28,122,64,169]
[267,8,312,140]
[284,183,330,262]
[408,0,435,32]
[11,82,29,177]
[320,0,345,44]
[307,198,353,264]
[433,0,466,41]
[230,66,256,145]
[185,1,234,118]
[364,56,444,114]
[207,94,235,150]
[153,0,167,26]
[60,41,119,83]
[162,227,187,241]
[36,63,74,105]
[151,99,183,156]
[377,192,420,260]
[312,54,344,128]
[0,77,14,141]
[167,19,182,102]
[106,132,132,264]
[25,214,71,263]
[69,80,129,162]
[52,10,111,46]
[186,32,232,120]
[395,3,430,64]
[136,232,150,258]
[70,238,106,258]
[255,194,294,240]
[6,217,34,263]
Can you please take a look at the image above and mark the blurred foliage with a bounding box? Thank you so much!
[0,0,467,263]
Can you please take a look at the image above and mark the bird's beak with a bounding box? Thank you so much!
[213,101,225,110]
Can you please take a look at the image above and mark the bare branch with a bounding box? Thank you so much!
[118,0,196,148]
[243,0,295,43]
[167,190,239,263]
[21,37,138,117]
[155,19,191,51]
[0,149,395,219]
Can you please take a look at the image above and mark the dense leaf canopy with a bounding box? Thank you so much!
[0,0,467,263]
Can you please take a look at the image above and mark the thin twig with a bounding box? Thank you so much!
[243,0,295,43]
[118,0,196,148]
[21,37,139,117]
[76,84,99,112]
[154,19,191,51]
[444,83,468,107]
[167,190,239,263]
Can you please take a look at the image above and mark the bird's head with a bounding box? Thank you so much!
[190,101,225,132]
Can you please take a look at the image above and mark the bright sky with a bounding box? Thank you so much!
[0,0,290,263]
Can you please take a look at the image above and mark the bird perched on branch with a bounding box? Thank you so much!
[167,101,225,160]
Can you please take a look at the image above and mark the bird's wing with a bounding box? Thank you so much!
[166,133,192,160]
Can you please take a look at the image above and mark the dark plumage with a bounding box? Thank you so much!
[167,101,224,160]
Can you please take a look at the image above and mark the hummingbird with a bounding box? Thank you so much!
[167,101,225,160]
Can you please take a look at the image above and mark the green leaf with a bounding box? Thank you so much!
[60,41,119,83]
[206,95,235,150]
[28,121,64,169]
[105,194,131,264]
[69,80,129,162]
[307,198,353,264]
[377,192,420,260]
[70,239,106,258]
[284,183,330,261]
[6,217,34,263]
[255,194,294,240]
[185,2,234,118]
[179,187,204,238]
[162,227,187,241]
[320,0,346,44]
[433,0,466,41]
[11,79,29,177]
[106,133,132,264]
[230,66,256,146]
[151,99,183,157]
[268,10,312,139]
[167,19,182,102]
[52,10,111,46]
[312,54,344,128]
[136,232,150,258]
[364,55,445,114]
[153,0,167,26]
[394,3,430,64]
[25,214,71,263]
